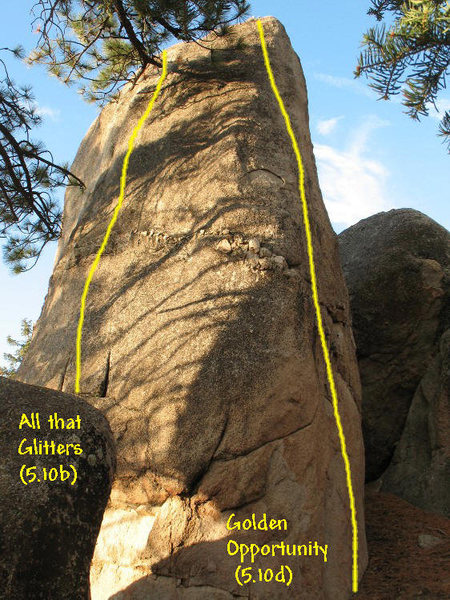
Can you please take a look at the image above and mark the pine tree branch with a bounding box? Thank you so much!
[112,0,160,68]
[64,17,110,82]
[0,140,36,213]
[1,118,85,189]
[0,138,54,236]
[154,16,183,38]
[0,124,37,204]
[0,178,19,223]
[20,148,85,189]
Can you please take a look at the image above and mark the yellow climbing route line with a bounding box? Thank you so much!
[75,51,168,394]
[257,20,359,593]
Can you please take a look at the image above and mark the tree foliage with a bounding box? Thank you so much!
[29,0,250,103]
[0,2,249,272]
[0,47,84,273]
[356,0,450,151]
[0,318,34,378]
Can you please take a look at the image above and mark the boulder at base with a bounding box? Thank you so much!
[18,17,367,599]
[0,377,115,599]
[338,209,449,493]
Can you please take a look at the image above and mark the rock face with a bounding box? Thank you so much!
[382,329,450,516]
[18,17,367,599]
[338,209,449,492]
[0,377,115,599]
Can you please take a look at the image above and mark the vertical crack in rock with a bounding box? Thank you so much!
[99,351,111,398]
[58,358,70,392]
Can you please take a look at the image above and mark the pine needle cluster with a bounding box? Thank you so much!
[356,1,450,151]
[0,47,84,272]
[0,318,33,377]
[1,1,249,272]
[29,0,250,104]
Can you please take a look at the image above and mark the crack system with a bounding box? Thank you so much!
[99,351,111,398]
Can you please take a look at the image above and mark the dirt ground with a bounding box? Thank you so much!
[356,488,450,599]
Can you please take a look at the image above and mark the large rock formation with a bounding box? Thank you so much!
[19,17,367,599]
[338,209,449,507]
[0,377,115,599]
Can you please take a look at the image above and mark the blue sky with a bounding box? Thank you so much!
[1,0,449,363]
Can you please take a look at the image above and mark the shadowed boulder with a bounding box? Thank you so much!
[338,209,449,498]
[382,329,450,516]
[0,377,115,599]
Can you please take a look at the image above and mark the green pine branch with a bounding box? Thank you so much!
[29,0,251,104]
[356,0,450,152]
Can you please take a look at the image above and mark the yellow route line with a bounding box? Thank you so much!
[75,51,168,394]
[257,20,359,593]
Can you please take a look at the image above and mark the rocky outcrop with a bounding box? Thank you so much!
[0,377,115,599]
[382,329,450,516]
[338,209,449,505]
[19,17,367,599]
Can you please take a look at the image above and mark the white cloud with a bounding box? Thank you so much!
[347,115,390,155]
[314,72,402,104]
[317,116,344,136]
[428,97,450,121]
[313,116,394,229]
[314,73,374,98]
[34,105,61,121]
